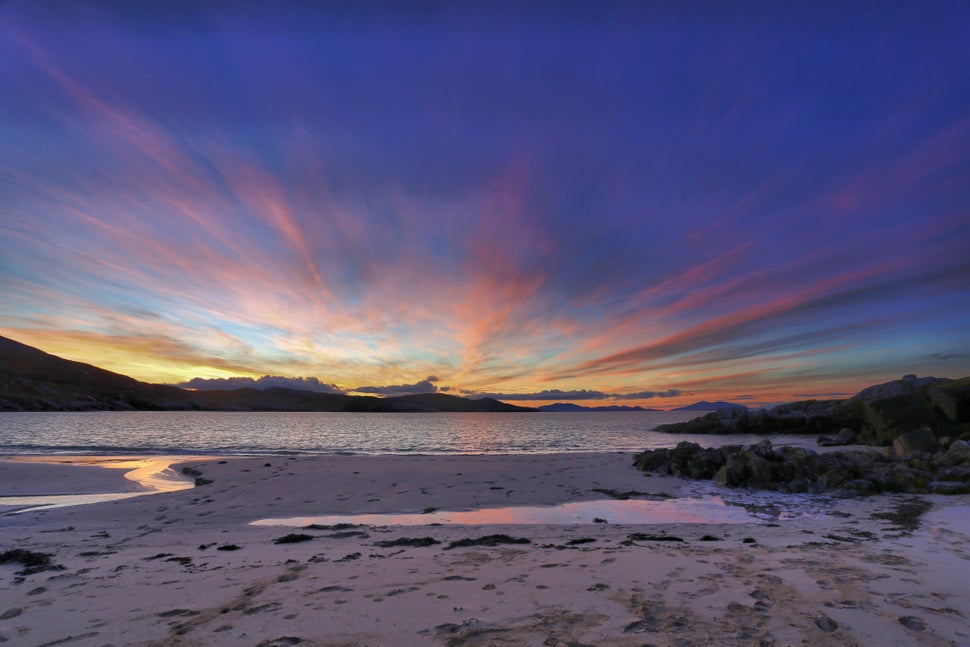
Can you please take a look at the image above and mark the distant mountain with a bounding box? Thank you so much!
[673,400,749,412]
[538,403,662,412]
[0,335,536,413]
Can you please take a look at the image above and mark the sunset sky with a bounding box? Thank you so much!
[2,2,969,408]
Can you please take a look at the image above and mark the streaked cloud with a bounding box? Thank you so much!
[179,376,344,393]
[930,353,969,361]
[468,389,681,402]
[1,2,968,407]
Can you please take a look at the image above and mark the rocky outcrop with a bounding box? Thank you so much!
[655,375,970,450]
[656,399,865,437]
[633,439,970,495]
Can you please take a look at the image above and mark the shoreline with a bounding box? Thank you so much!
[1,453,969,644]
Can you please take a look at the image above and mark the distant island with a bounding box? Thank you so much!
[0,336,535,413]
[672,401,749,412]
[538,403,662,412]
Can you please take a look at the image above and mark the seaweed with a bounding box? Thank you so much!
[445,534,531,550]
[374,537,441,548]
[273,533,315,544]
[0,549,59,575]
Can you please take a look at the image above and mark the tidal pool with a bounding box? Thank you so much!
[251,493,830,528]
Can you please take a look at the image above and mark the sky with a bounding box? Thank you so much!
[1,1,969,408]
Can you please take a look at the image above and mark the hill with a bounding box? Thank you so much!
[538,403,662,412]
[673,401,748,412]
[0,335,535,413]
[0,336,195,411]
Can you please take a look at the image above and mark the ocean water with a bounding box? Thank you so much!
[0,410,812,456]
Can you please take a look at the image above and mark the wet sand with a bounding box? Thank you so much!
[1,453,969,645]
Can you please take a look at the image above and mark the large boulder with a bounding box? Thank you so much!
[893,428,941,457]
[854,374,949,401]
[928,377,970,424]
[944,440,970,465]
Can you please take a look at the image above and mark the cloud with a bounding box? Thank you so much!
[352,376,440,396]
[179,376,344,393]
[930,353,969,361]
[468,388,681,401]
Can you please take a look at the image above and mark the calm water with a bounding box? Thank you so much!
[0,410,798,456]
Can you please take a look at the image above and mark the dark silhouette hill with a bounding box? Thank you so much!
[673,400,748,412]
[0,335,194,410]
[0,335,536,413]
[538,403,662,412]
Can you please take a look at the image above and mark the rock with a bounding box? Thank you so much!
[871,463,925,493]
[714,456,747,487]
[945,440,970,465]
[814,615,838,632]
[855,375,947,401]
[935,464,970,481]
[634,436,970,495]
[928,481,970,495]
[893,428,940,456]
[818,428,859,446]
[898,615,925,631]
[686,449,724,479]
[928,377,970,423]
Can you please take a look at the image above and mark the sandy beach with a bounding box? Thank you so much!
[1,453,969,646]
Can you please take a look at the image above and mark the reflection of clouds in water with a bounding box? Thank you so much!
[252,495,826,528]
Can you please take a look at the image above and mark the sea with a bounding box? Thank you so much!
[0,410,810,456]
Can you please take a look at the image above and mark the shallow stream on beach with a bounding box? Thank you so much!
[0,457,196,514]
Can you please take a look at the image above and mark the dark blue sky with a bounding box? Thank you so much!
[1,1,968,405]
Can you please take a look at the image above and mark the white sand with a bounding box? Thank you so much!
[1,453,968,646]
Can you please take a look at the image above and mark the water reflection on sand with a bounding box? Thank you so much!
[0,456,196,514]
[252,492,829,528]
